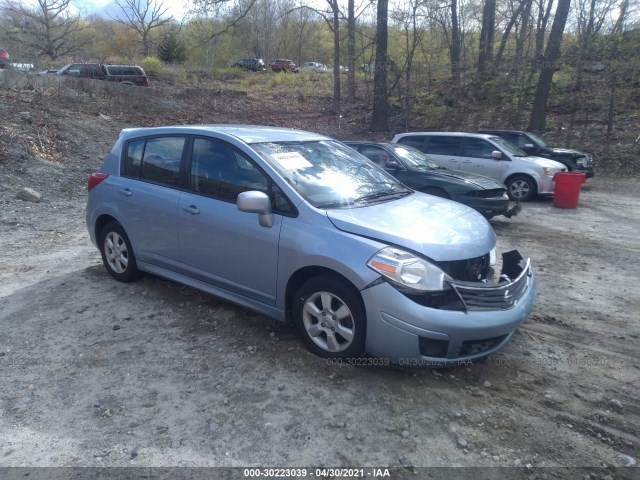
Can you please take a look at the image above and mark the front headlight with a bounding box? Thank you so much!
[576,157,587,167]
[367,247,447,292]
[543,167,563,176]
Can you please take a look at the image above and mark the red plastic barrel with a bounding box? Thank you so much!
[553,172,586,208]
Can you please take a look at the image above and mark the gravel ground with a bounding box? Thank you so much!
[0,74,638,479]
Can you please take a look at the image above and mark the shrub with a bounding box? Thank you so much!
[141,57,162,75]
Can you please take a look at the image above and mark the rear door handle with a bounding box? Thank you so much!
[461,160,472,164]
[182,205,200,215]
[118,188,132,197]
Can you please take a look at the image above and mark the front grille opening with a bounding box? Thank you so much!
[458,335,507,357]
[437,253,492,282]
[419,337,449,358]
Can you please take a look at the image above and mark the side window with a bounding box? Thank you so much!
[140,137,185,186]
[124,140,144,177]
[463,138,495,158]
[360,146,391,167]
[426,136,461,155]
[397,136,425,151]
[502,133,523,147]
[190,138,268,202]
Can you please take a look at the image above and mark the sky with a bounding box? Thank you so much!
[71,0,193,20]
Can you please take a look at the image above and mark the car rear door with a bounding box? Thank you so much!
[177,137,283,305]
[116,135,186,268]
[458,137,506,180]
[423,135,462,170]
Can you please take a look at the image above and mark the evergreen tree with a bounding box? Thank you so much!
[158,32,186,63]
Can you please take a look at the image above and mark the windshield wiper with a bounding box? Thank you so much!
[355,188,411,204]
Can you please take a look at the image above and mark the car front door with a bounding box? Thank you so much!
[116,136,186,268]
[458,138,506,180]
[177,137,282,305]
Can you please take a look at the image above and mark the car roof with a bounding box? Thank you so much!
[343,141,395,147]
[119,125,331,144]
[478,129,525,134]
[395,132,495,140]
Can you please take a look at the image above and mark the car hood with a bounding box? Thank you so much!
[517,155,567,169]
[546,147,587,157]
[326,193,495,261]
[427,169,505,189]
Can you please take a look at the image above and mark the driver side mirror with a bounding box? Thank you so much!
[237,191,273,227]
[491,150,503,159]
[523,143,535,152]
[385,160,401,170]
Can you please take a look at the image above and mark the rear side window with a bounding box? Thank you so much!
[396,136,426,151]
[426,136,461,155]
[123,136,186,187]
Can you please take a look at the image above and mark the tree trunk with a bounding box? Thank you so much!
[533,0,554,70]
[450,0,461,85]
[370,0,389,132]
[347,0,356,104]
[478,0,496,73]
[528,0,571,132]
[328,0,341,115]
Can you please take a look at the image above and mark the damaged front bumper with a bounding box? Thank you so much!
[362,250,537,365]
[503,201,522,218]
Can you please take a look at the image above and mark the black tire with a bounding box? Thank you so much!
[505,175,537,201]
[98,221,140,282]
[293,276,366,359]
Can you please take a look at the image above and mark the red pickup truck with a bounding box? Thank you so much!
[56,63,149,86]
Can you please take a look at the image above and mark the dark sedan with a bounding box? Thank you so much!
[344,141,520,219]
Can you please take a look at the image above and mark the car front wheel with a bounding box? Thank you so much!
[293,276,366,359]
[506,175,537,201]
[99,221,140,282]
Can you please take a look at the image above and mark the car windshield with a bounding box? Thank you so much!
[489,136,528,157]
[252,140,412,209]
[526,132,548,148]
[390,145,441,170]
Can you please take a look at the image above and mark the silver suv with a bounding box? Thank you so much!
[391,132,567,201]
[86,125,537,366]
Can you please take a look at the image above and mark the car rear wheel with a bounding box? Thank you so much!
[99,221,140,282]
[506,175,536,201]
[293,276,366,359]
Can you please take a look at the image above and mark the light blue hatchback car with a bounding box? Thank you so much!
[86,125,537,366]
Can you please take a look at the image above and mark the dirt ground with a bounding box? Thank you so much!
[0,74,638,478]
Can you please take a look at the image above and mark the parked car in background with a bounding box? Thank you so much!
[270,59,296,73]
[478,129,594,178]
[0,47,9,69]
[296,61,329,73]
[234,58,266,72]
[86,125,536,365]
[56,63,149,86]
[391,132,567,201]
[360,63,374,72]
[344,141,518,219]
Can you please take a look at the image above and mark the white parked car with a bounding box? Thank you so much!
[296,62,329,73]
[391,132,567,201]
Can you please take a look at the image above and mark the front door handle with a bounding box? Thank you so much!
[118,188,132,197]
[182,205,200,215]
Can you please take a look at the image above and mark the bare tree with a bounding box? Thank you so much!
[528,0,571,132]
[111,0,174,57]
[346,0,356,104]
[0,0,87,60]
[371,0,389,132]
[327,0,341,114]
[478,0,496,73]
